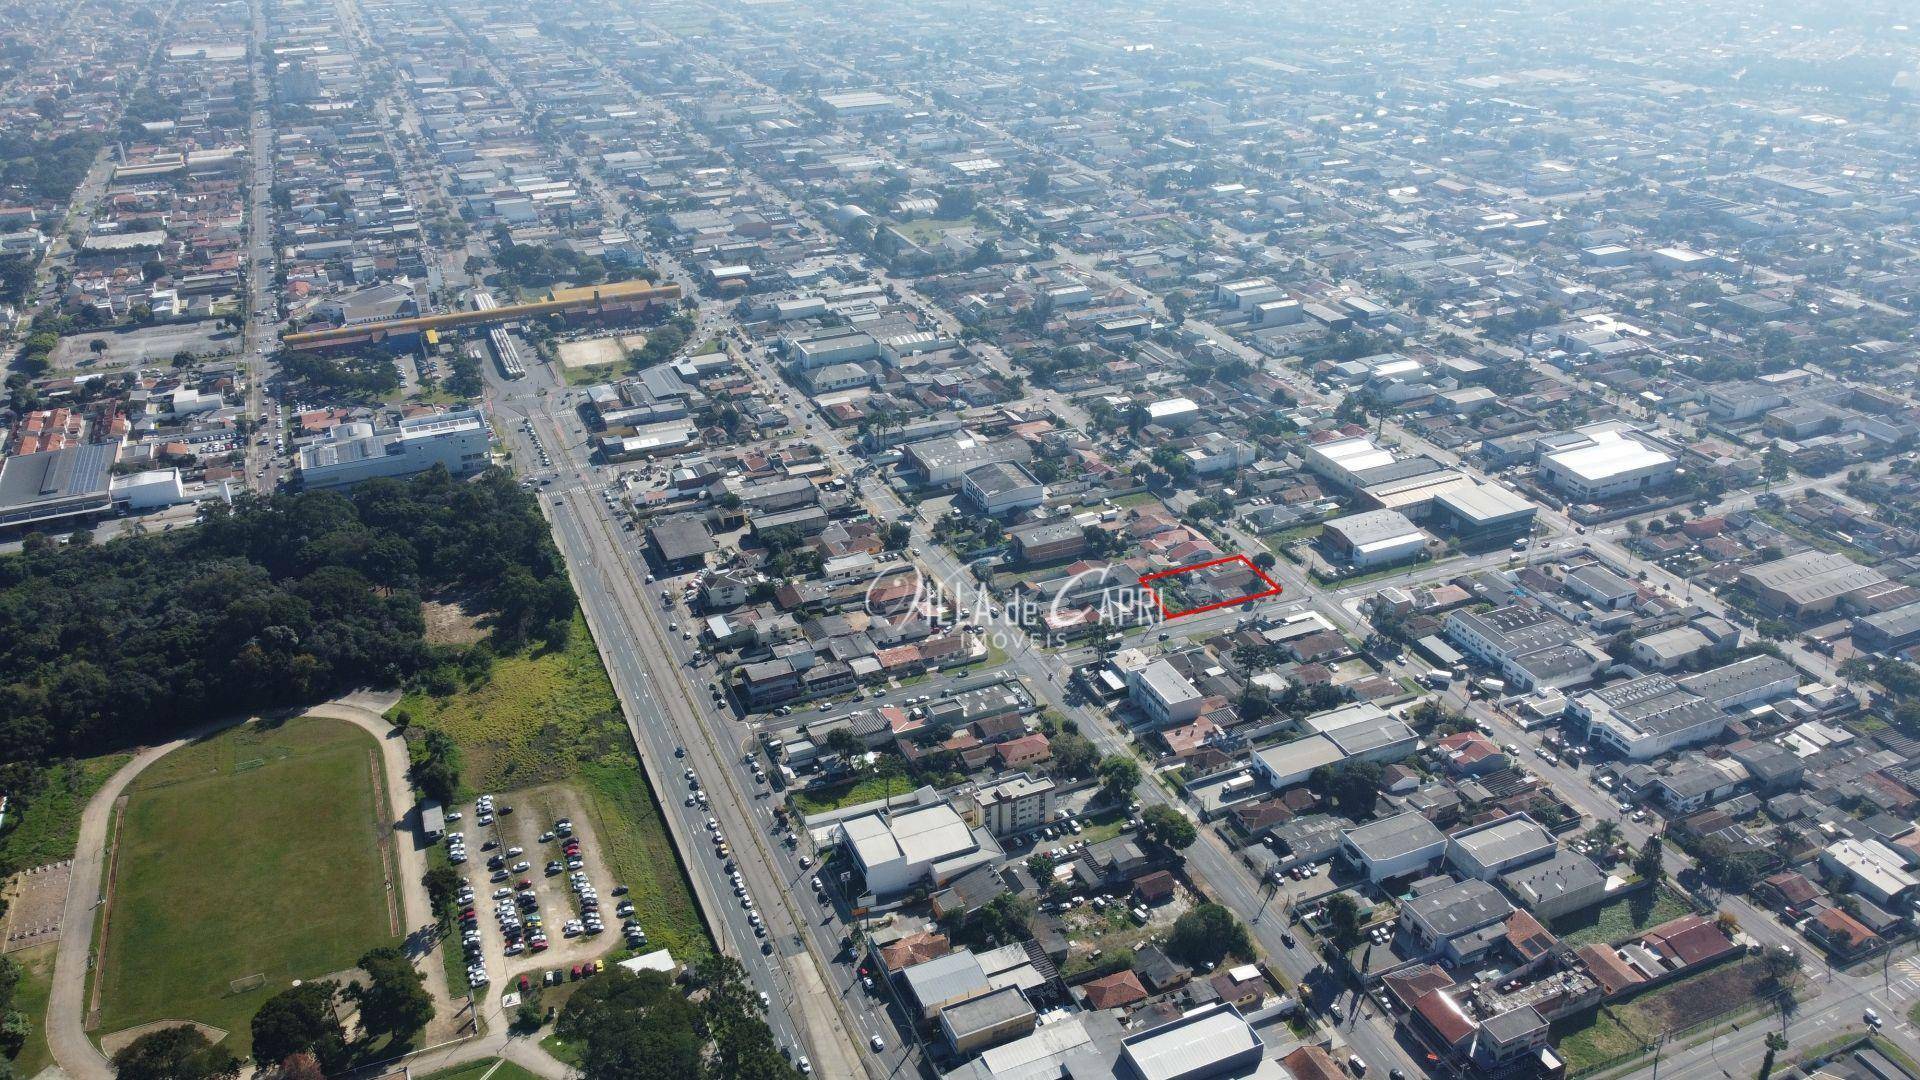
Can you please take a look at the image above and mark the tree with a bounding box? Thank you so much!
[111,1026,240,1080]
[348,946,433,1042]
[1049,732,1098,779]
[1759,945,1801,987]
[1139,804,1197,850]
[423,865,463,917]
[249,981,347,1072]
[409,727,460,805]
[1167,904,1252,967]
[267,1052,326,1080]
[559,967,705,1080]
[1634,833,1665,884]
[1759,1033,1787,1080]
[1323,761,1384,818]
[1096,755,1141,804]
[1324,892,1362,946]
[823,727,864,761]
[950,893,1032,949]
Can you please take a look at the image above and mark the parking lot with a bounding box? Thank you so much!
[49,322,239,371]
[443,784,630,996]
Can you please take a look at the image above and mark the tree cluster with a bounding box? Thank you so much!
[279,352,403,397]
[1167,903,1253,967]
[0,468,573,769]
[557,957,798,1080]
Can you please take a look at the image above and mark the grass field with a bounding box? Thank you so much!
[95,718,398,1058]
[393,611,709,962]
[0,754,132,871]
[790,774,914,817]
[7,942,56,1077]
[1549,886,1691,948]
[1552,955,1780,1075]
[894,216,977,247]
[1553,1006,1647,1074]
[420,1058,544,1080]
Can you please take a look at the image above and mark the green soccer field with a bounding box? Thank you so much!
[94,717,399,1059]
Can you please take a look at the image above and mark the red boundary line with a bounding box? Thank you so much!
[1139,553,1283,621]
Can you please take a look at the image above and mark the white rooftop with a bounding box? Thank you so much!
[1545,432,1673,482]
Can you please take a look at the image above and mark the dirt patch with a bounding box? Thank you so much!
[556,337,631,370]
[2,860,72,952]
[99,1020,228,1057]
[1620,956,1772,1033]
[422,597,489,646]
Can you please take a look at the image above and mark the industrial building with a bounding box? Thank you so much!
[1430,482,1538,545]
[1740,550,1888,618]
[1538,431,1676,501]
[1321,509,1430,568]
[295,409,491,488]
[1569,673,1727,760]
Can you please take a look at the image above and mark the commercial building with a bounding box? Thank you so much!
[835,801,1003,898]
[1740,551,1888,618]
[1128,659,1205,727]
[904,433,1030,486]
[939,985,1036,1058]
[1116,1002,1263,1080]
[1009,521,1086,565]
[1539,431,1675,501]
[295,409,491,488]
[0,442,119,529]
[1321,509,1429,568]
[1398,878,1515,964]
[111,468,187,511]
[646,516,717,572]
[1499,851,1609,920]
[1445,815,1557,881]
[961,461,1047,516]
[1341,812,1447,882]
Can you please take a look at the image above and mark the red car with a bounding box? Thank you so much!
[518,975,530,992]
[517,879,533,889]
[571,964,583,979]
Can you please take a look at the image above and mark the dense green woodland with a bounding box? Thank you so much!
[0,468,575,769]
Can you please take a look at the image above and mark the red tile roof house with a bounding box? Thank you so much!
[1132,870,1176,905]
[1808,907,1881,960]
[994,733,1052,770]
[1641,914,1738,970]
[1079,969,1148,1011]
[1435,731,1507,776]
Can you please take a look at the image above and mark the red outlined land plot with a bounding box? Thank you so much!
[1139,554,1284,622]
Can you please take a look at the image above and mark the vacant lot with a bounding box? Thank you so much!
[1550,886,1691,948]
[556,336,632,370]
[96,718,398,1058]
[0,754,132,872]
[790,775,913,817]
[1552,955,1779,1074]
[393,611,708,961]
